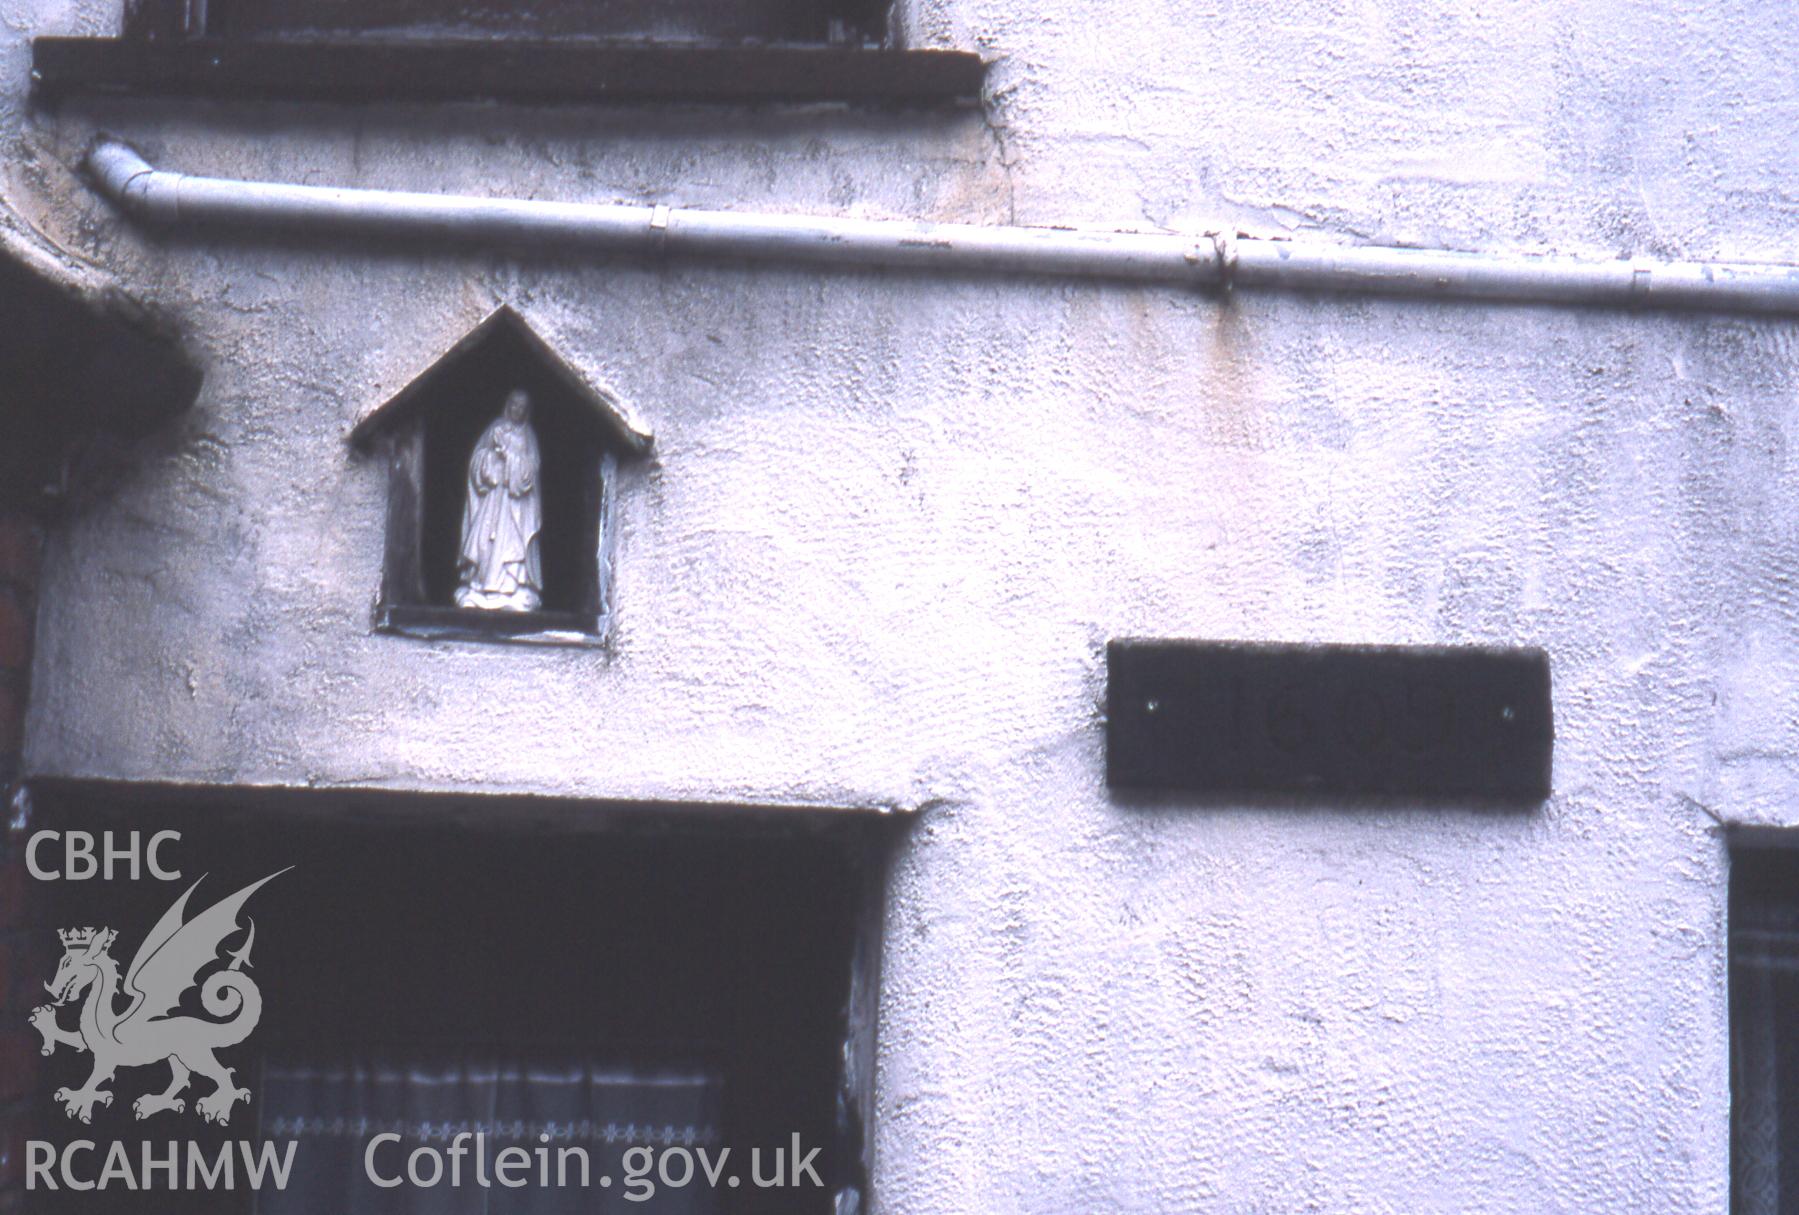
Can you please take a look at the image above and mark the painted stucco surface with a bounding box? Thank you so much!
[7,0,1799,1209]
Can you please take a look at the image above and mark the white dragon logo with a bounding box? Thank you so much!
[28,870,288,1126]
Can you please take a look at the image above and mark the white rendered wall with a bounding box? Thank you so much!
[11,0,1799,1208]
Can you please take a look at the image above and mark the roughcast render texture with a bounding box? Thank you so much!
[11,0,1799,1208]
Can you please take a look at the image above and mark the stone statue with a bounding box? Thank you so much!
[455,388,543,611]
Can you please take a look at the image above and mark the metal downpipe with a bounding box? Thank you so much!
[85,138,1799,314]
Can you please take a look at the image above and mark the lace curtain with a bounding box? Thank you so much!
[254,1053,722,1215]
[1735,895,1799,1215]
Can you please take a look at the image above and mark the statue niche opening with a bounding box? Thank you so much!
[351,307,650,645]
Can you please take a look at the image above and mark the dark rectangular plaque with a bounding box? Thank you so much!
[1106,639,1552,802]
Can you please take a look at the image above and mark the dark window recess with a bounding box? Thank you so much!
[143,0,889,45]
[351,307,650,646]
[204,0,893,46]
[1733,846,1799,1215]
[25,783,895,1215]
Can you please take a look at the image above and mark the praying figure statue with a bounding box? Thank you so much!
[455,388,543,611]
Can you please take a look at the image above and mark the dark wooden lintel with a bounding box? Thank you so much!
[32,36,988,106]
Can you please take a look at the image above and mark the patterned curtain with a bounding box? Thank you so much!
[254,1053,723,1215]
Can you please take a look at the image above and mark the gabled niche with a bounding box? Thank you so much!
[351,307,651,646]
